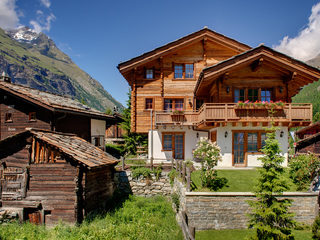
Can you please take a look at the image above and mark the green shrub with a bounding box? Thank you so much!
[289,153,320,191]
[312,215,320,239]
[132,167,152,179]
[105,143,123,158]
[184,159,194,169]
[168,169,178,185]
[153,163,163,180]
[171,192,180,212]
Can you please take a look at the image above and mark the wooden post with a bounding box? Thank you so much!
[179,161,182,178]
[171,158,174,170]
[121,156,125,171]
[186,167,191,192]
[190,226,195,238]
[175,159,178,170]
[182,162,186,183]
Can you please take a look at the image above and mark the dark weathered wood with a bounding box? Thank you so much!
[186,167,191,192]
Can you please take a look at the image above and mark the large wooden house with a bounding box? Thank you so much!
[0,74,117,149]
[0,129,118,225]
[118,28,320,167]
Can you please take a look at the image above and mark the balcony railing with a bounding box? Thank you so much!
[155,103,312,127]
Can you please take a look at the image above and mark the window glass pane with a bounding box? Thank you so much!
[185,64,194,78]
[163,134,173,150]
[234,132,244,164]
[248,89,258,102]
[146,69,153,79]
[234,89,245,102]
[146,98,153,109]
[248,132,258,151]
[174,64,183,78]
[164,99,173,111]
[261,132,267,149]
[174,99,184,110]
[175,134,183,159]
[261,89,271,102]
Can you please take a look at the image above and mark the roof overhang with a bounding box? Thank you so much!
[117,28,251,83]
[195,45,320,97]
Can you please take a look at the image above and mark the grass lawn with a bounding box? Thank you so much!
[191,168,298,192]
[0,196,183,240]
[195,229,312,240]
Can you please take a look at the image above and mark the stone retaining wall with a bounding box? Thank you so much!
[114,171,172,197]
[172,180,319,230]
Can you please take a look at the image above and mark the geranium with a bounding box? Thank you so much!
[235,100,285,109]
[171,108,184,115]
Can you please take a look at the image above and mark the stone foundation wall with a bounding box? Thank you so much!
[114,171,172,197]
[172,180,319,230]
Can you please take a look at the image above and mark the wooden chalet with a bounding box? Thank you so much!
[0,76,117,149]
[118,27,320,167]
[296,132,320,155]
[0,129,118,225]
[296,122,320,140]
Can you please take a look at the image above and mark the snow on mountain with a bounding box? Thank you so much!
[6,26,39,42]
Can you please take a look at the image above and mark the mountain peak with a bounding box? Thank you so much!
[6,26,39,42]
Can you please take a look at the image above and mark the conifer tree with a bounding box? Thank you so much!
[119,91,147,155]
[247,120,296,240]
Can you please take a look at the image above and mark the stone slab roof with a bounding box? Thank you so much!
[0,81,114,120]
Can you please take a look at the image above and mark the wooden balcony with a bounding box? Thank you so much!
[155,103,312,129]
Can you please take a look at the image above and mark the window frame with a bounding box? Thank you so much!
[161,132,185,159]
[164,98,184,111]
[5,113,13,123]
[29,112,37,122]
[145,98,154,110]
[173,63,194,79]
[234,88,273,103]
[145,68,154,79]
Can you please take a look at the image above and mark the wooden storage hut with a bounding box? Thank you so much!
[296,132,320,155]
[0,129,119,225]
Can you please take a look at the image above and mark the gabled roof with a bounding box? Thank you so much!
[117,28,251,80]
[0,81,115,121]
[0,129,119,169]
[296,122,320,135]
[195,45,320,96]
[296,131,320,152]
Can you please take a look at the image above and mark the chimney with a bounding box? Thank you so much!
[0,71,11,83]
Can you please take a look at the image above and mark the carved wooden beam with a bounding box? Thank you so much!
[203,38,207,67]
[251,58,263,72]
[221,72,229,84]
[232,122,238,127]
[284,71,297,84]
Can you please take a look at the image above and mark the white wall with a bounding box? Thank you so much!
[148,126,208,161]
[91,119,106,147]
[148,123,288,167]
[215,123,288,167]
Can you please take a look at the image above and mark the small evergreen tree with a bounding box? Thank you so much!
[247,121,296,240]
[119,91,147,156]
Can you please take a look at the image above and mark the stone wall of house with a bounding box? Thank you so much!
[114,171,172,197]
[172,180,319,230]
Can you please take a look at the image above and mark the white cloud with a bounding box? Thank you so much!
[274,2,320,61]
[0,0,20,29]
[39,0,50,8]
[30,12,56,33]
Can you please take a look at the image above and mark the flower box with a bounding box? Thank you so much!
[235,101,285,110]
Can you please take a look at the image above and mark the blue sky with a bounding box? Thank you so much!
[0,0,320,106]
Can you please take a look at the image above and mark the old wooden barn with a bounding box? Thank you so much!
[0,129,118,225]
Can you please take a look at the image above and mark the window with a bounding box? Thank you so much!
[234,88,272,102]
[174,63,194,79]
[247,132,258,152]
[174,64,183,78]
[162,132,185,159]
[146,68,154,79]
[261,89,272,102]
[164,99,184,111]
[145,98,153,109]
[261,132,267,149]
[5,113,12,122]
[248,89,258,102]
[163,134,173,150]
[29,112,36,121]
[234,89,245,102]
[185,64,194,78]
